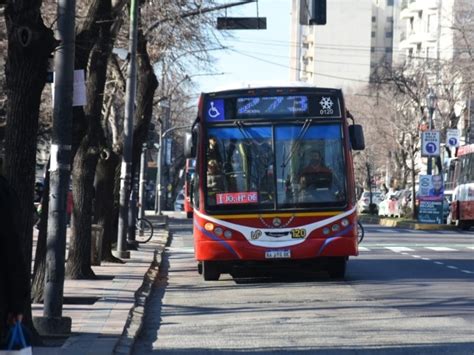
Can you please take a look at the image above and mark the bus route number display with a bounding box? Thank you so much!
[236,96,308,117]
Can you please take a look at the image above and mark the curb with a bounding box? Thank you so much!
[359,215,458,231]
[113,230,171,355]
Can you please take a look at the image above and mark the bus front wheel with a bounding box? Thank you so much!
[327,257,346,279]
[202,261,220,281]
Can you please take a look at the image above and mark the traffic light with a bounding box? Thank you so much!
[300,0,327,25]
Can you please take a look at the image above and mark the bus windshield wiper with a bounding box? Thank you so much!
[281,119,311,169]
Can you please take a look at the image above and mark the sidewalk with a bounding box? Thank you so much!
[32,212,170,355]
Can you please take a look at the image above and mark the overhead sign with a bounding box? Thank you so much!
[421,130,440,157]
[446,129,460,148]
[217,17,266,30]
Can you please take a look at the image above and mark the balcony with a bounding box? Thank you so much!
[408,0,424,12]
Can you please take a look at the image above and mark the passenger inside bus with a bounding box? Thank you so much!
[207,159,224,195]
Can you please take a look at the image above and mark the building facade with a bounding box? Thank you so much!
[290,0,396,91]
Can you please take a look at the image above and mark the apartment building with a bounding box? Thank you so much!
[290,0,396,91]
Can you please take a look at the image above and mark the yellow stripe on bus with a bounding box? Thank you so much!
[210,211,343,219]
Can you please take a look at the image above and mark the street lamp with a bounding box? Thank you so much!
[426,88,437,175]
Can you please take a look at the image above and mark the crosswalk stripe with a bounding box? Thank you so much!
[385,247,414,252]
[358,247,370,251]
[425,247,456,252]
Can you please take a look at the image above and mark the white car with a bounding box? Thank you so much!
[357,191,383,214]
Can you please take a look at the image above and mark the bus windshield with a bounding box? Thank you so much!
[205,122,346,211]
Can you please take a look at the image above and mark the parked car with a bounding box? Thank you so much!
[174,190,185,211]
[357,191,383,214]
[378,191,403,218]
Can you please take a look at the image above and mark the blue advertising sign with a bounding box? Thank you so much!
[418,174,444,224]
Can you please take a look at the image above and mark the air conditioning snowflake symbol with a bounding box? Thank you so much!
[320,97,333,110]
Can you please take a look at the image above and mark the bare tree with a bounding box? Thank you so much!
[3,0,57,338]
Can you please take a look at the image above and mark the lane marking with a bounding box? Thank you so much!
[358,247,370,252]
[461,270,473,274]
[421,257,431,261]
[412,255,421,258]
[447,265,458,270]
[434,261,444,265]
[385,247,414,252]
[425,247,456,252]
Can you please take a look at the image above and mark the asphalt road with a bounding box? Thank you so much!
[133,214,474,354]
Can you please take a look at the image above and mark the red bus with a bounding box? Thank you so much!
[184,84,365,280]
[184,158,195,218]
[449,143,474,230]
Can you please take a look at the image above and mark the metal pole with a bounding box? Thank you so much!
[41,0,74,334]
[427,106,434,175]
[115,0,138,259]
[138,143,147,231]
[157,132,163,215]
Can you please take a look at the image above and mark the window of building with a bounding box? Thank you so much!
[427,14,437,33]
[385,31,393,38]
[372,16,376,22]
[385,47,393,53]
[387,16,393,23]
[371,31,376,37]
[387,0,394,6]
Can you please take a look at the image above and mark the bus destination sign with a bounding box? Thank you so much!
[204,94,341,121]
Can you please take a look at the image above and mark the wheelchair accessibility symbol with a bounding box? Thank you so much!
[208,101,220,118]
[205,99,225,121]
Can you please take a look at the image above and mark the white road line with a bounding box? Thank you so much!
[447,265,459,270]
[461,270,473,274]
[467,247,474,250]
[385,247,414,252]
[434,261,444,265]
[421,257,431,261]
[425,247,456,252]
[412,255,421,258]
[358,247,370,251]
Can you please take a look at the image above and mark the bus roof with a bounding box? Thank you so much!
[457,143,474,157]
[202,81,342,96]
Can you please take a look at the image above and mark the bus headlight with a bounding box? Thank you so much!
[331,224,341,232]
[341,218,349,227]
[224,230,233,239]
[214,227,223,236]
[204,223,214,231]
[323,227,330,235]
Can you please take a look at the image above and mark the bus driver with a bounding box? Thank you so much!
[299,150,333,190]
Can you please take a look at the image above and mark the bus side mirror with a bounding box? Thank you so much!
[349,124,365,151]
[184,132,195,158]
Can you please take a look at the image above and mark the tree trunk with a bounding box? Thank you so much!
[3,0,57,342]
[131,31,158,177]
[93,150,123,263]
[66,134,98,279]
[66,19,113,278]
[31,170,50,303]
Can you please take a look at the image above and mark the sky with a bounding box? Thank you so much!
[193,0,292,95]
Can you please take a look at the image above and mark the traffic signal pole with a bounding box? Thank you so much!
[34,0,74,335]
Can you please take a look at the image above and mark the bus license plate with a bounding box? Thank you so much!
[265,250,291,259]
